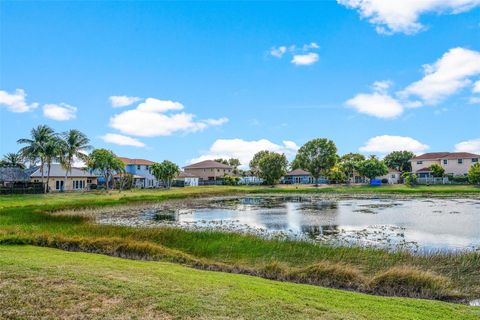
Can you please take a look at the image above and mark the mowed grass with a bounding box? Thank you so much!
[1,245,479,320]
[0,186,480,304]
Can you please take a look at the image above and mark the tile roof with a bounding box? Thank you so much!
[415,167,432,172]
[285,168,311,176]
[0,167,31,182]
[118,157,156,165]
[30,164,97,178]
[183,160,232,169]
[411,152,480,160]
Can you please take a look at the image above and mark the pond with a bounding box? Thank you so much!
[96,195,480,253]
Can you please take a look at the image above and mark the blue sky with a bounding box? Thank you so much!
[1,1,480,167]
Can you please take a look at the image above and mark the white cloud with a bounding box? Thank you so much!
[109,96,142,108]
[291,53,319,66]
[190,139,299,169]
[109,98,227,137]
[455,138,480,154]
[337,0,480,35]
[270,46,287,58]
[345,89,404,119]
[473,80,480,93]
[360,135,429,154]
[372,80,393,93]
[400,47,480,105]
[303,42,319,50]
[43,103,77,121]
[100,133,146,147]
[0,89,39,112]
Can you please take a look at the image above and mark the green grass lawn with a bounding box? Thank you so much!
[1,245,478,320]
[0,185,479,317]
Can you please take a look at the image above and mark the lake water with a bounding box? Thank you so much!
[97,195,480,253]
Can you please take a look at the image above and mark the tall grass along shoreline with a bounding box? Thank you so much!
[1,186,479,304]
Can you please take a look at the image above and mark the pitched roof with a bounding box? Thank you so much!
[411,152,480,160]
[285,168,311,176]
[118,157,156,165]
[183,160,232,170]
[0,167,31,182]
[176,171,200,178]
[30,164,97,178]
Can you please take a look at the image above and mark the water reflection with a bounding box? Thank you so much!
[149,196,480,252]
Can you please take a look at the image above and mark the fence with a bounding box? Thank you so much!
[416,177,449,185]
[0,182,45,195]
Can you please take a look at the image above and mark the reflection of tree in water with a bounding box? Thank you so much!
[302,224,339,239]
[262,223,289,230]
[300,201,338,211]
[154,213,177,222]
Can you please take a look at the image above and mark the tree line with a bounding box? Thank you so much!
[3,126,480,190]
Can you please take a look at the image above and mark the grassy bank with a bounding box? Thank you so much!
[0,186,479,303]
[1,245,478,320]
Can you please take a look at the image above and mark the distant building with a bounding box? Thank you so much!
[377,168,401,184]
[0,167,32,186]
[282,169,327,184]
[175,171,199,187]
[410,152,479,177]
[30,164,97,191]
[118,157,158,188]
[183,160,233,181]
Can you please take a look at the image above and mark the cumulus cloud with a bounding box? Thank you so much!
[109,98,227,137]
[100,133,146,147]
[270,42,320,66]
[43,103,77,121]
[359,135,429,154]
[0,89,39,113]
[400,47,480,105]
[291,53,319,66]
[455,138,480,154]
[109,95,142,108]
[189,139,299,169]
[347,47,480,118]
[345,81,403,118]
[337,0,480,35]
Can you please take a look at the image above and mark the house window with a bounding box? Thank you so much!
[137,165,141,170]
[473,158,478,163]
[87,179,92,183]
[145,165,149,170]
[416,161,423,165]
[443,159,448,165]
[458,159,463,164]
[391,174,396,178]
[55,180,64,190]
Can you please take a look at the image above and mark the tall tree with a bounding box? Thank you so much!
[59,129,92,192]
[383,151,415,172]
[340,153,365,179]
[86,149,124,192]
[292,138,337,185]
[43,135,64,192]
[17,125,55,191]
[151,160,180,189]
[255,151,288,185]
[358,158,388,181]
[0,152,25,169]
[249,150,271,175]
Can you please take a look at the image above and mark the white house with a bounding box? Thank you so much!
[176,171,199,187]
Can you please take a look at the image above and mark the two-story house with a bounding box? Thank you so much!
[183,160,233,182]
[118,157,158,188]
[410,152,480,177]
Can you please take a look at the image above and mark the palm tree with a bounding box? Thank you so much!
[43,135,64,192]
[59,129,91,191]
[17,125,55,190]
[0,152,25,168]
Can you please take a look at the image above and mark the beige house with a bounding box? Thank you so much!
[378,168,401,184]
[30,163,97,192]
[410,152,480,177]
[183,160,233,181]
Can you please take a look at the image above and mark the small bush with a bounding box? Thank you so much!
[369,266,453,299]
[260,261,287,280]
[289,262,364,289]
